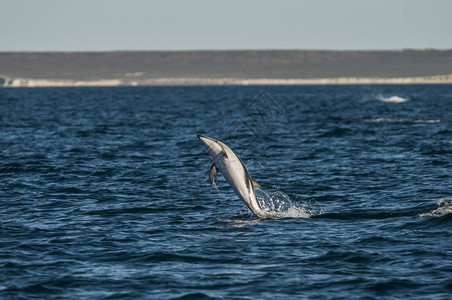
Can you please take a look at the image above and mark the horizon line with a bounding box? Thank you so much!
[1,48,452,53]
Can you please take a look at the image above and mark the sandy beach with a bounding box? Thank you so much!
[2,74,452,87]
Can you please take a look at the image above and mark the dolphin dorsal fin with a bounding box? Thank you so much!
[209,164,219,184]
[252,179,262,190]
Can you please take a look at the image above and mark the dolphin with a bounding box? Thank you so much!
[197,135,266,218]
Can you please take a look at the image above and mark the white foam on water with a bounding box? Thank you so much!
[418,198,452,217]
[376,95,409,103]
[256,189,321,219]
[212,179,321,219]
[365,118,441,124]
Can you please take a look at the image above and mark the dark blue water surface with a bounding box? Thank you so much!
[1,85,451,299]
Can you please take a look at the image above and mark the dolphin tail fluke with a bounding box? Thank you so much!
[209,164,219,184]
[252,179,262,190]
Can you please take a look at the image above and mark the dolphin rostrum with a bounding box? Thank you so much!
[197,135,266,218]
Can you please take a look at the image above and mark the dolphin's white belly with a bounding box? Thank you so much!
[222,159,264,217]
[222,159,251,205]
[198,135,266,218]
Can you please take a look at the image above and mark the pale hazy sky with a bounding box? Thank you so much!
[1,0,451,51]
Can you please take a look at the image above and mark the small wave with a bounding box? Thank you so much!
[418,198,452,217]
[376,94,409,103]
[365,118,441,124]
[256,189,321,219]
[170,292,216,300]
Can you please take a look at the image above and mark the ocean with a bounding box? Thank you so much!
[0,85,451,299]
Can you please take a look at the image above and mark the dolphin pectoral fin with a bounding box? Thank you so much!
[252,179,262,190]
[209,164,219,184]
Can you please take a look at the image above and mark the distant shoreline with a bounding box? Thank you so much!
[2,74,452,87]
[2,50,452,87]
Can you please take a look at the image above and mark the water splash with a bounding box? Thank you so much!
[212,181,225,197]
[256,189,321,219]
[376,94,409,103]
[418,198,452,217]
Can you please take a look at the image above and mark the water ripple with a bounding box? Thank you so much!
[1,85,451,299]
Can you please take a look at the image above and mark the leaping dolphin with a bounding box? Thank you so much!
[197,135,266,218]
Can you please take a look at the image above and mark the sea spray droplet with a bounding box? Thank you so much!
[255,189,315,218]
[212,181,225,197]
[256,189,292,212]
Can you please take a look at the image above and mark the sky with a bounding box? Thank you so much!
[1,0,452,52]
